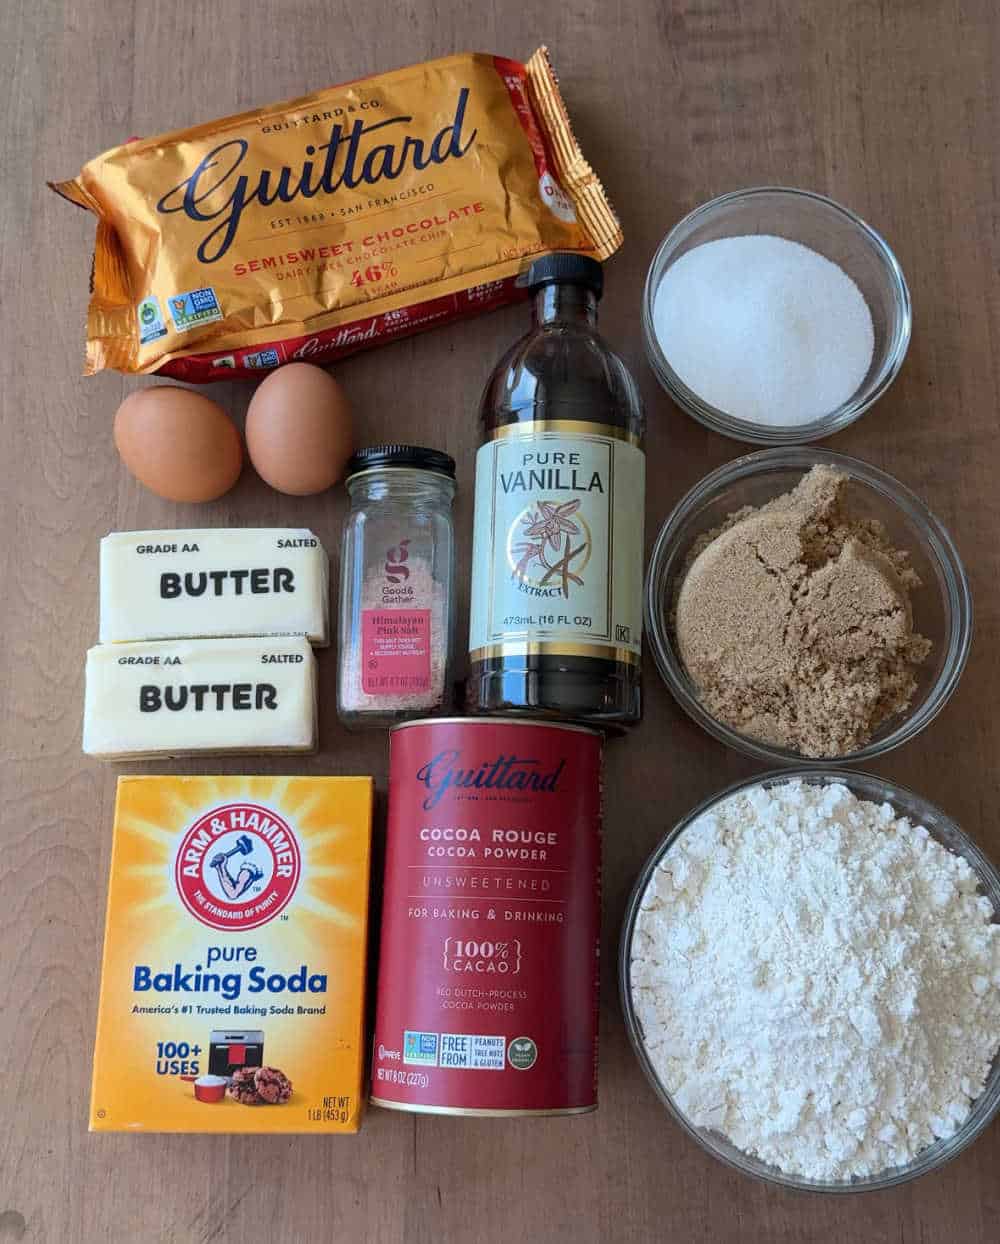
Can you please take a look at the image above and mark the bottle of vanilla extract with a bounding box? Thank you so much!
[467,254,645,727]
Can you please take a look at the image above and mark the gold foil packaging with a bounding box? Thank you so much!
[51,49,621,380]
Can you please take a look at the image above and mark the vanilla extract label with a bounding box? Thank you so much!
[498,465,605,494]
[468,429,644,661]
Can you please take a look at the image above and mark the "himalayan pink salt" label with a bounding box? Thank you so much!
[362,609,431,696]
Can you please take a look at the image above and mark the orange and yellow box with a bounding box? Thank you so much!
[90,775,373,1133]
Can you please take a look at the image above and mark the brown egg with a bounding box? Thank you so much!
[245,363,353,496]
[114,387,242,503]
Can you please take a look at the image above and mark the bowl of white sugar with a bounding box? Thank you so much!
[642,188,911,443]
[621,771,1000,1191]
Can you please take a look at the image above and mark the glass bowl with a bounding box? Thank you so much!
[644,448,972,766]
[641,187,912,444]
[620,768,1000,1192]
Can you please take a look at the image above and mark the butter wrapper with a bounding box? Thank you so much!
[83,636,317,759]
[99,529,329,646]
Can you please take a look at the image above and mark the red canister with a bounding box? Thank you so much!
[371,717,602,1116]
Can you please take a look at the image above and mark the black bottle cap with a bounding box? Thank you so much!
[345,444,456,479]
[523,252,604,299]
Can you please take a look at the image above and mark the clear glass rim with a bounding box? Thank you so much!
[641,186,913,445]
[345,465,457,497]
[618,766,1000,1193]
[643,447,973,766]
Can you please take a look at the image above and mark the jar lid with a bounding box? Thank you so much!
[346,444,456,480]
[523,252,604,298]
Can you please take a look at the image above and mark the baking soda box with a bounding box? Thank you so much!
[90,775,373,1133]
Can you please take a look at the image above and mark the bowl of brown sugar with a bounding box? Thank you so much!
[645,449,972,764]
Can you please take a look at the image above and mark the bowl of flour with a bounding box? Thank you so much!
[622,771,1000,1190]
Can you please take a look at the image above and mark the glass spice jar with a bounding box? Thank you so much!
[337,445,456,729]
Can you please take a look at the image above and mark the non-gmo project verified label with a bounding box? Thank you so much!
[439,1034,506,1071]
[243,347,281,369]
[403,1031,439,1066]
[168,287,223,332]
[137,296,167,345]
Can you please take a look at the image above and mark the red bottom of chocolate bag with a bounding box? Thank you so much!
[159,278,523,382]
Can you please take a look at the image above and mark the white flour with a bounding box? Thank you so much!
[630,780,1000,1180]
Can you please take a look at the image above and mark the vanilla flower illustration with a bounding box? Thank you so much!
[511,500,586,597]
[523,500,581,550]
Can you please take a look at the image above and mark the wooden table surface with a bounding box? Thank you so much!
[2,1,998,1240]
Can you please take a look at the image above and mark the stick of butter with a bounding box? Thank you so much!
[83,636,317,759]
[99,529,329,646]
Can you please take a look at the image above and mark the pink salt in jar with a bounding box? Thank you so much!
[337,445,456,729]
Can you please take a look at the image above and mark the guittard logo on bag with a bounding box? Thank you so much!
[156,90,478,263]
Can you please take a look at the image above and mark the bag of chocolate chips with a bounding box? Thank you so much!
[50,48,621,380]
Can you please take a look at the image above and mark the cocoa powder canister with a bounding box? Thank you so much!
[371,718,602,1115]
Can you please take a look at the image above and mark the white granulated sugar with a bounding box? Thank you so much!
[652,235,875,426]
[630,780,1000,1181]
